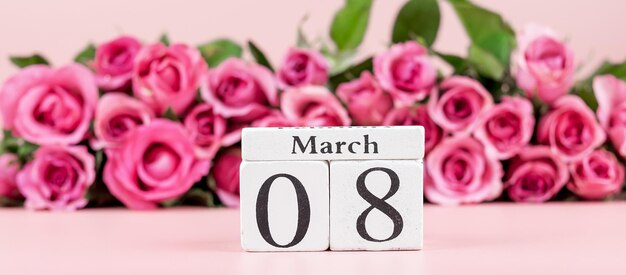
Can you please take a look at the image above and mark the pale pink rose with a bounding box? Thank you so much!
[537,95,605,162]
[277,48,329,88]
[184,103,239,159]
[593,75,626,158]
[281,86,351,126]
[337,72,393,126]
[512,24,575,104]
[133,43,207,115]
[0,154,20,198]
[212,147,241,208]
[429,76,493,134]
[474,96,535,159]
[94,35,142,92]
[568,149,624,200]
[16,145,95,211]
[252,111,296,127]
[201,58,278,122]
[92,93,155,149]
[425,136,503,205]
[374,41,437,105]
[104,119,210,209]
[506,146,569,203]
[0,64,98,145]
[383,105,443,153]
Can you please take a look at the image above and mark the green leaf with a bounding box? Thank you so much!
[162,107,180,122]
[9,54,49,68]
[74,44,96,66]
[468,45,505,80]
[392,0,441,46]
[330,0,373,52]
[590,60,626,81]
[436,52,469,73]
[159,33,170,46]
[247,41,274,72]
[328,57,373,90]
[197,39,243,67]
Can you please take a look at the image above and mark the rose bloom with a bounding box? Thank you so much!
[92,93,155,149]
[337,72,393,126]
[537,95,605,162]
[383,105,443,153]
[0,154,20,198]
[474,96,535,159]
[17,145,95,211]
[201,58,278,122]
[374,41,437,105]
[184,103,240,159]
[505,146,569,203]
[104,119,210,209]
[133,43,206,115]
[94,35,142,92]
[277,48,329,88]
[429,76,493,134]
[568,149,624,200]
[0,64,98,145]
[281,86,351,126]
[594,75,626,158]
[512,24,575,104]
[252,111,296,127]
[425,136,503,205]
[212,147,241,208]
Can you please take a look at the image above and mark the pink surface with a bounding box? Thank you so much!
[1,203,625,274]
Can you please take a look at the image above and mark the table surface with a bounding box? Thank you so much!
[1,202,625,275]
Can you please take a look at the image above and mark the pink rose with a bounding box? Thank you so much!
[568,149,624,200]
[0,64,98,145]
[201,58,278,122]
[0,154,20,198]
[593,75,626,158]
[16,145,95,211]
[425,136,503,205]
[133,43,207,115]
[512,24,575,104]
[537,95,605,162]
[429,76,493,134]
[104,119,210,209]
[212,147,241,208]
[505,146,569,203]
[277,48,329,88]
[94,35,142,92]
[383,105,443,153]
[184,103,239,159]
[474,96,535,159]
[281,86,351,126]
[374,41,437,105]
[92,93,155,149]
[337,72,393,125]
[252,111,296,127]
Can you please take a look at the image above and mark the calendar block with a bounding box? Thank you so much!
[240,160,330,251]
[329,160,423,251]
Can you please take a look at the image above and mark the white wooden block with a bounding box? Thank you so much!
[240,160,330,251]
[330,160,423,251]
[241,126,424,161]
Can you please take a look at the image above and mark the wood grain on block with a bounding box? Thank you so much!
[329,160,423,251]
[241,126,424,161]
[240,160,330,251]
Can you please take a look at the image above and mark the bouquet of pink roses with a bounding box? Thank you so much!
[1,0,625,210]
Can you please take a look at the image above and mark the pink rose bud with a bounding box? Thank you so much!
[429,76,493,134]
[506,146,569,203]
[374,41,437,106]
[17,145,95,211]
[184,103,232,160]
[277,48,329,88]
[212,147,241,208]
[251,111,296,128]
[593,75,626,158]
[281,86,351,126]
[0,154,20,199]
[0,64,98,145]
[92,93,155,150]
[383,105,443,153]
[425,136,503,205]
[512,24,575,104]
[94,35,142,92]
[337,72,393,126]
[568,149,624,200]
[537,95,605,162]
[474,96,535,159]
[133,43,207,115]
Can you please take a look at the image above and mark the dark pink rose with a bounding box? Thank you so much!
[506,146,569,203]
[429,76,493,134]
[252,111,296,127]
[374,41,437,105]
[537,95,605,162]
[425,136,503,205]
[277,48,329,88]
[0,64,98,145]
[474,96,535,159]
[212,147,241,208]
[92,93,155,150]
[184,103,239,160]
[0,154,20,199]
[281,86,351,126]
[593,75,626,158]
[94,35,142,92]
[16,145,95,211]
[104,119,210,209]
[337,72,393,125]
[383,105,443,153]
[568,149,624,200]
[133,43,207,115]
